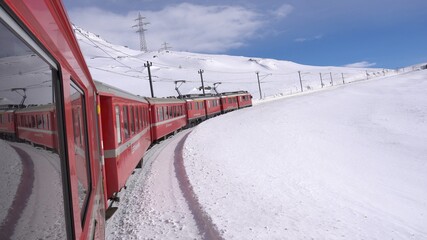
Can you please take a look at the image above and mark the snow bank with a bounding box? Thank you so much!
[183,70,427,239]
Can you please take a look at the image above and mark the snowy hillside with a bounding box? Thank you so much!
[106,69,427,239]
[183,70,427,239]
[73,26,398,99]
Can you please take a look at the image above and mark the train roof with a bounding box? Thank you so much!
[0,104,23,111]
[0,109,16,113]
[219,91,251,97]
[145,97,186,105]
[15,103,54,113]
[94,80,148,103]
[179,93,220,101]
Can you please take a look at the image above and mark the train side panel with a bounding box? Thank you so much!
[148,98,187,141]
[204,96,221,118]
[236,92,253,109]
[15,105,57,149]
[220,95,239,113]
[99,94,151,199]
[0,110,17,139]
[185,99,206,125]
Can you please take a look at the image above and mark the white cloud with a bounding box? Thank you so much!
[294,34,323,42]
[272,4,294,19]
[294,37,307,42]
[68,3,264,53]
[344,61,377,68]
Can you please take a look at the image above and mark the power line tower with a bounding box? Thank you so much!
[133,12,149,52]
[160,42,172,52]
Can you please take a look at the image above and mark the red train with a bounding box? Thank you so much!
[0,1,252,239]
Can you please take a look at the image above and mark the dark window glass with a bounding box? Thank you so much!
[123,106,129,139]
[130,106,135,135]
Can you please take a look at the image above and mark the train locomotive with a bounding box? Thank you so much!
[0,1,252,239]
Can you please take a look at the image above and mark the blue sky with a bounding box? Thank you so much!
[63,0,427,69]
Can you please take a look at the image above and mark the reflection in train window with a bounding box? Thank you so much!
[70,82,92,225]
[0,11,66,239]
[115,105,122,144]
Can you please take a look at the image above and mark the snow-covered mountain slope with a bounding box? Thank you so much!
[73,26,397,99]
[183,69,427,239]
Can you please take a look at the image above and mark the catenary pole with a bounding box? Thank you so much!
[198,69,205,95]
[144,61,154,97]
[298,71,303,92]
[256,72,262,99]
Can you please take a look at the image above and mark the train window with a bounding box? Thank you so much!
[135,107,139,131]
[145,108,149,126]
[144,107,147,128]
[123,106,129,139]
[70,82,92,225]
[137,107,142,131]
[142,108,145,127]
[0,7,68,239]
[115,106,122,144]
[142,107,145,128]
[130,106,135,135]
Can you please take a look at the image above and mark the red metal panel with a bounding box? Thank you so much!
[99,94,151,199]
[237,93,253,109]
[204,97,221,118]
[149,101,187,141]
[220,96,238,113]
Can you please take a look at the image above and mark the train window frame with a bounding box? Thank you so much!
[130,106,135,135]
[69,80,93,226]
[138,107,144,130]
[115,105,122,144]
[123,105,130,139]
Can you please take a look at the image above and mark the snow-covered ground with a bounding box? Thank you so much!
[0,140,22,224]
[183,69,427,239]
[107,69,427,239]
[106,130,202,239]
[0,141,66,239]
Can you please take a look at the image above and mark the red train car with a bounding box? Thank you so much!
[147,97,187,141]
[203,94,221,118]
[0,108,17,139]
[1,1,105,239]
[15,104,57,149]
[96,81,151,200]
[235,91,253,109]
[220,92,239,113]
[182,95,206,125]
